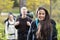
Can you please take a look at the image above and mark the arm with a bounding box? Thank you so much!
[47,19,57,40]
[27,17,32,26]
[15,17,20,29]
[5,22,8,38]
[27,25,32,40]
[27,21,36,40]
[27,22,33,40]
[51,19,57,40]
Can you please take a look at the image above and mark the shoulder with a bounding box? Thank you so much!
[30,21,37,30]
[16,15,21,21]
[50,19,56,25]
[26,16,31,19]
[26,16,32,21]
[5,21,8,25]
[31,21,36,26]
[32,21,36,24]
[4,18,9,23]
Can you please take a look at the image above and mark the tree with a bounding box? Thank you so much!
[13,0,19,7]
[26,0,50,12]
[0,0,14,13]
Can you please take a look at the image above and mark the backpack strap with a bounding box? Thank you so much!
[35,18,39,28]
[7,21,10,29]
[7,21,14,29]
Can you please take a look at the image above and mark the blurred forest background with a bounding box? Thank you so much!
[0,0,60,40]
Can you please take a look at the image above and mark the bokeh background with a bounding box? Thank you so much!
[0,0,60,40]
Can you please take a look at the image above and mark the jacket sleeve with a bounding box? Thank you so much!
[51,19,57,40]
[27,21,36,40]
[47,19,56,40]
[5,22,8,38]
[27,17,32,23]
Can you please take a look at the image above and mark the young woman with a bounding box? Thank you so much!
[27,7,53,40]
[5,13,17,40]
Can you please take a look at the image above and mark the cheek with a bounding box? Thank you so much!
[41,15,45,20]
[43,15,45,18]
[38,15,46,20]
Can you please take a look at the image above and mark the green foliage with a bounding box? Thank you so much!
[2,7,20,13]
[26,0,50,11]
[12,0,19,7]
[9,7,19,13]
[0,15,7,40]
[56,23,60,40]
[0,0,14,13]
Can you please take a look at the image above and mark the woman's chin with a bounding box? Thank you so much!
[39,19,44,21]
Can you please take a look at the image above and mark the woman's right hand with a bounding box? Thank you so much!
[36,23,41,39]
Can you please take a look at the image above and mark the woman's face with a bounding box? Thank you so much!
[9,15,14,20]
[37,9,46,21]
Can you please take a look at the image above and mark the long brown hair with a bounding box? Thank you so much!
[36,7,52,40]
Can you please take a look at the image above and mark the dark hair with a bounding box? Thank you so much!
[37,7,50,21]
[8,12,13,16]
[4,12,15,23]
[36,7,52,40]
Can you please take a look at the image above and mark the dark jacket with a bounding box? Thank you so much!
[27,19,57,40]
[51,19,57,40]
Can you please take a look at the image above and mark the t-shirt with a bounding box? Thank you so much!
[15,16,32,34]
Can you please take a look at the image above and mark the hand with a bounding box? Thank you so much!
[27,21,31,26]
[15,21,19,26]
[36,23,41,38]
[36,32,39,39]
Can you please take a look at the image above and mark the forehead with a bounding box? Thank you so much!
[21,7,27,11]
[38,9,45,13]
[22,8,27,10]
[9,15,13,17]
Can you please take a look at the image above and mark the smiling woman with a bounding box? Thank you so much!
[27,7,53,40]
[37,9,46,21]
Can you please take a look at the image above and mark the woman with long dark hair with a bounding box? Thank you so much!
[27,7,53,40]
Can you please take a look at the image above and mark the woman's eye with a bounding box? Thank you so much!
[42,13,45,15]
[39,13,41,15]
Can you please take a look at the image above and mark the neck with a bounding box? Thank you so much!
[22,15,26,19]
[9,19,14,22]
